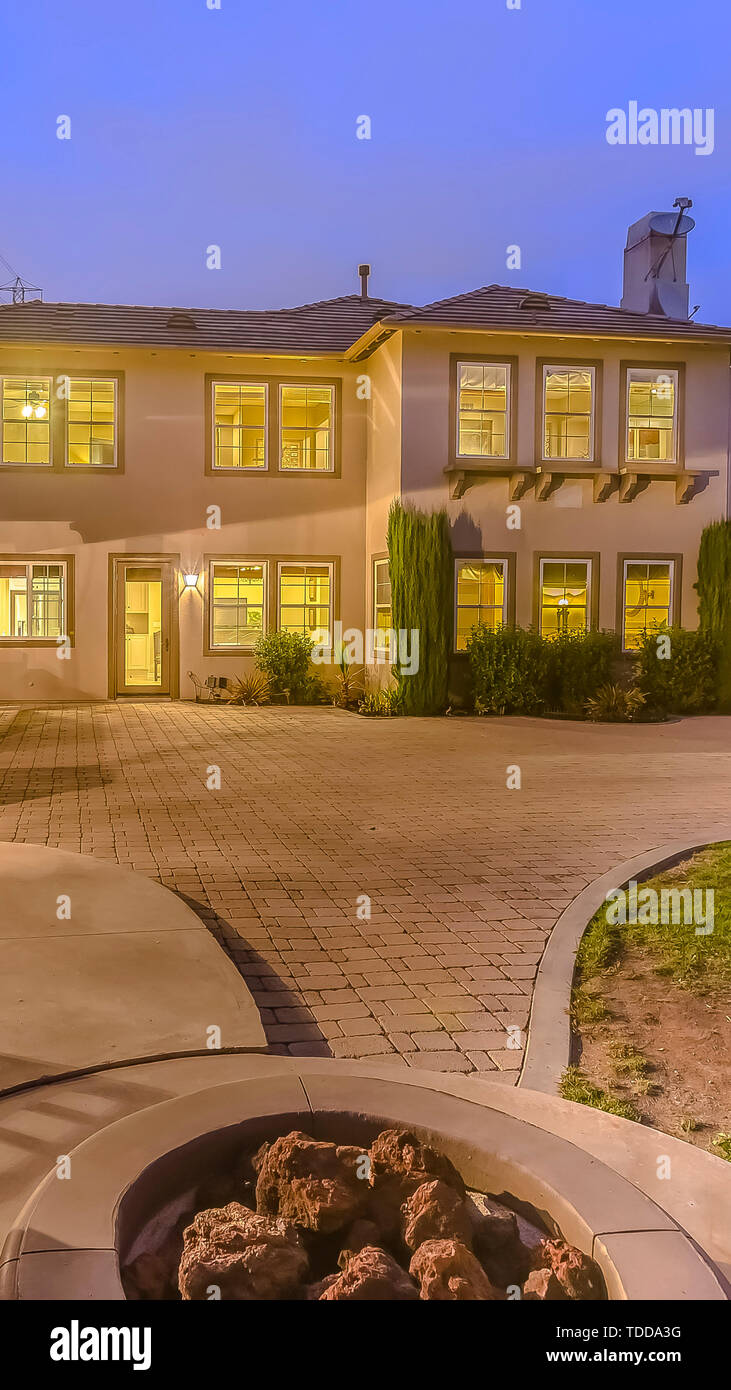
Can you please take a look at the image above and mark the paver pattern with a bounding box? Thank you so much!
[1,703,730,1080]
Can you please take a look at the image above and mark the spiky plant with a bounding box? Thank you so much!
[225,671,272,706]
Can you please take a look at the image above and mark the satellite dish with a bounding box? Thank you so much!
[649,212,695,237]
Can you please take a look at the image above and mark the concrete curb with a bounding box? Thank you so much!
[519,826,731,1095]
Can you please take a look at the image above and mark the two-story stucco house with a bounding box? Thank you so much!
[1,210,729,703]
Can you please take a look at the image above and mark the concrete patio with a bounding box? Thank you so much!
[1,702,730,1078]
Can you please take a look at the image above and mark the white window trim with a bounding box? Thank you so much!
[542,364,596,464]
[0,558,67,640]
[456,360,511,461]
[0,375,53,468]
[65,377,118,470]
[538,556,592,636]
[625,367,678,465]
[278,383,335,473]
[207,558,269,650]
[276,560,334,641]
[211,380,268,472]
[373,557,392,657]
[453,557,508,652]
[621,558,675,653]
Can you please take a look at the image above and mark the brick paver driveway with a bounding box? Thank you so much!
[1,703,730,1079]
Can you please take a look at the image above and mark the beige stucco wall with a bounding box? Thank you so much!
[0,346,367,701]
[399,330,730,633]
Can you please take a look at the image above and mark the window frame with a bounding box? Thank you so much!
[534,553,599,636]
[372,553,392,659]
[204,374,341,477]
[205,558,269,653]
[620,361,684,469]
[276,559,335,643]
[453,555,511,653]
[537,358,602,466]
[0,374,53,469]
[209,379,269,473]
[0,369,124,474]
[0,553,75,647]
[617,553,681,653]
[449,354,518,469]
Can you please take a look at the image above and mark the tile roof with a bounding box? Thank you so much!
[380,284,731,342]
[0,284,729,356]
[0,294,412,355]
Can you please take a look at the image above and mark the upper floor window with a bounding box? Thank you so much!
[278,562,333,641]
[213,382,267,470]
[455,559,507,650]
[280,384,334,471]
[539,558,591,637]
[67,378,117,468]
[626,368,678,463]
[373,557,392,657]
[209,561,266,648]
[457,362,510,458]
[543,366,595,461]
[0,560,66,640]
[622,560,674,650]
[1,377,51,465]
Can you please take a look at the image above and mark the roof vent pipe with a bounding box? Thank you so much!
[358,263,371,298]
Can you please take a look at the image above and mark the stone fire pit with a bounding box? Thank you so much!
[1,1063,727,1301]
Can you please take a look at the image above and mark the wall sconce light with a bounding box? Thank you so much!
[182,572,200,590]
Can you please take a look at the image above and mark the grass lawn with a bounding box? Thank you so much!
[561,842,731,1159]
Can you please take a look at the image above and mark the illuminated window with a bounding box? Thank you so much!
[455,559,507,650]
[209,562,266,648]
[543,366,595,461]
[1,377,51,466]
[540,559,591,637]
[278,563,332,641]
[67,378,117,467]
[626,369,677,462]
[0,561,66,639]
[623,560,673,651]
[373,558,392,657]
[213,382,267,469]
[457,362,510,458]
[279,385,334,471]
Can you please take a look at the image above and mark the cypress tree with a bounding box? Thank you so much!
[696,520,731,711]
[386,500,453,715]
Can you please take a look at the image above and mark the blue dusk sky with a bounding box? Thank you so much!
[2,0,730,320]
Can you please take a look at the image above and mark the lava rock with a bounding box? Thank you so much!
[255,1131,369,1234]
[369,1129,465,1236]
[466,1191,519,1254]
[319,1245,419,1301]
[532,1238,605,1300]
[178,1202,308,1301]
[337,1219,382,1269]
[409,1238,503,1301]
[401,1180,472,1252]
[522,1267,567,1300]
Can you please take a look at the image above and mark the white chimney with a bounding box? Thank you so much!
[621,203,694,319]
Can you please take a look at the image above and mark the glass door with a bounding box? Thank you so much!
[114,560,173,695]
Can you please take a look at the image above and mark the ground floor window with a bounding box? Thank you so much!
[454,558,507,650]
[209,561,266,648]
[539,558,591,638]
[0,560,67,639]
[278,562,333,642]
[373,557,392,657]
[622,559,674,651]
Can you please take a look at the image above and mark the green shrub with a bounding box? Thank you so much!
[387,500,452,715]
[696,521,731,712]
[358,687,403,717]
[546,630,618,714]
[634,627,719,714]
[468,625,551,715]
[584,683,645,722]
[254,631,314,700]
